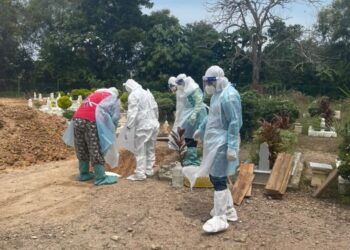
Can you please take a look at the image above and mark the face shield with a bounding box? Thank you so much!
[175,78,185,91]
[202,76,218,95]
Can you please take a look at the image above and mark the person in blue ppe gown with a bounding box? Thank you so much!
[168,74,207,166]
[183,65,242,233]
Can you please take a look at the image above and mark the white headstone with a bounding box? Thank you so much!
[47,99,52,110]
[39,93,42,101]
[320,118,326,130]
[258,142,270,171]
[28,98,33,108]
[34,92,37,100]
[334,110,341,120]
[77,95,83,104]
[50,92,54,100]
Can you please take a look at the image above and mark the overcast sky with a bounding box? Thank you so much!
[143,0,332,28]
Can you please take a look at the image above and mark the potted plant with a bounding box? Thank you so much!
[337,123,350,195]
[168,127,187,187]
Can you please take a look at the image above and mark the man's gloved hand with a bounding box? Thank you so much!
[227,148,238,161]
[193,129,201,141]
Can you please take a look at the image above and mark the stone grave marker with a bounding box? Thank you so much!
[28,98,33,108]
[258,142,270,171]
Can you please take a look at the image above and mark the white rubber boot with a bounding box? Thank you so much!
[210,189,238,222]
[203,190,229,233]
[226,188,238,222]
[126,173,146,181]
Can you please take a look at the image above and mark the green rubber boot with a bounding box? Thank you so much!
[79,161,94,181]
[94,164,117,186]
[183,147,201,166]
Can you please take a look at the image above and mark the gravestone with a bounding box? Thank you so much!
[47,99,52,111]
[34,92,37,100]
[77,95,83,104]
[258,142,270,171]
[334,110,341,120]
[28,99,33,108]
[50,92,54,100]
[320,118,326,131]
[39,93,42,101]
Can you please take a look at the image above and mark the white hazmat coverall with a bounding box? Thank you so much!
[123,79,160,181]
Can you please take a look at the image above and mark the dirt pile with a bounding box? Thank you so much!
[0,103,74,168]
[106,143,177,177]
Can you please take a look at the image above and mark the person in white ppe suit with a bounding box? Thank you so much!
[122,79,160,181]
[168,74,207,166]
[182,65,242,233]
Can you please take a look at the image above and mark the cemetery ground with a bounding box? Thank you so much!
[0,98,350,250]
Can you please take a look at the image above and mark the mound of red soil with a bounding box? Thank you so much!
[0,102,74,168]
[106,143,177,177]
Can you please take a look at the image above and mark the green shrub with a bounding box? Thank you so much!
[259,99,299,123]
[63,110,75,120]
[240,91,299,139]
[339,163,350,181]
[119,92,129,110]
[156,97,175,122]
[70,89,93,99]
[241,91,261,139]
[308,105,321,117]
[57,96,72,110]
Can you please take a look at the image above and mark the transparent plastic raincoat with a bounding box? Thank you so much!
[172,77,207,139]
[182,83,242,188]
[63,91,120,168]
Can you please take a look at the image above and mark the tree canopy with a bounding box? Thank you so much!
[0,0,349,98]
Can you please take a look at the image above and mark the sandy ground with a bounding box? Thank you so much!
[1,98,350,249]
[1,159,350,250]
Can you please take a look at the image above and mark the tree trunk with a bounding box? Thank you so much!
[252,34,260,86]
[251,34,262,92]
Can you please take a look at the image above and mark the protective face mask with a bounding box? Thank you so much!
[177,85,184,91]
[205,85,216,95]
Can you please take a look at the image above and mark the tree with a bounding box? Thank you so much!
[317,0,350,94]
[0,0,32,92]
[208,0,319,88]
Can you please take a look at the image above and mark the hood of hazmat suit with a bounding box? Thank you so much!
[172,74,207,139]
[118,79,160,152]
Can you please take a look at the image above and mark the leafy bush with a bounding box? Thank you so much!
[70,89,93,99]
[241,91,261,139]
[254,119,297,168]
[339,163,350,181]
[319,96,334,128]
[119,92,129,110]
[156,97,175,122]
[57,96,72,110]
[63,110,75,120]
[259,98,299,123]
[308,104,320,117]
[240,91,299,139]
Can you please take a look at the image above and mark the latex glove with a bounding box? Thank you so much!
[227,149,238,161]
[193,129,201,141]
